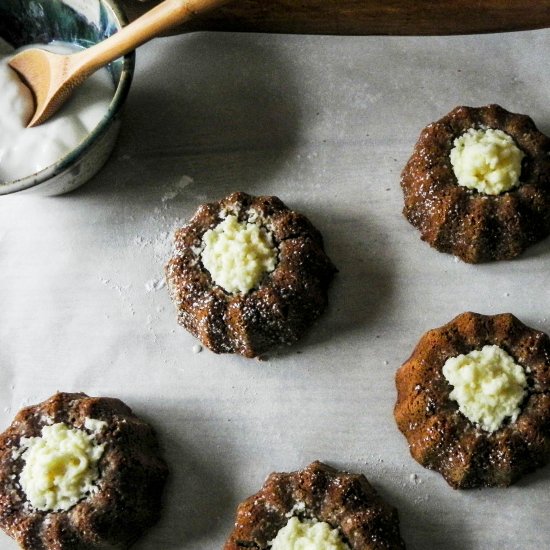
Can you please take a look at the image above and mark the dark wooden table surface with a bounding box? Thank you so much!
[124,0,550,35]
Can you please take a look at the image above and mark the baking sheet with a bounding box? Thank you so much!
[1,28,550,550]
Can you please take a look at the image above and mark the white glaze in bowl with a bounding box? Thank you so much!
[0,0,134,196]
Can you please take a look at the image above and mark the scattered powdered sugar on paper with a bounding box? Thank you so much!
[99,277,136,316]
[153,231,171,262]
[192,344,203,354]
[95,174,201,354]
[133,235,147,248]
[162,190,179,202]
[145,277,166,292]
[162,175,194,203]
[99,278,131,295]
[133,175,194,271]
[113,175,196,299]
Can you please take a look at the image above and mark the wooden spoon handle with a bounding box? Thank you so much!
[124,0,550,36]
[77,0,229,72]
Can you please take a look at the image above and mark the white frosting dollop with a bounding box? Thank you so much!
[19,421,105,511]
[200,214,277,294]
[450,128,524,195]
[442,344,527,432]
[269,517,350,550]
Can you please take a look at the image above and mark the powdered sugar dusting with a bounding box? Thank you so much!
[145,277,166,293]
[130,175,194,289]
[93,175,196,341]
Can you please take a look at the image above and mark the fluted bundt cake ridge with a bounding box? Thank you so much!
[0,392,168,549]
[165,192,337,358]
[394,312,550,488]
[401,105,550,263]
[225,461,406,549]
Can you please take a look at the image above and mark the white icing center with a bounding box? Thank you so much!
[19,422,105,511]
[450,128,524,195]
[269,517,350,550]
[442,344,527,432]
[200,214,277,294]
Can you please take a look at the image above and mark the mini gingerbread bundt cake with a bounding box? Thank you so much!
[224,461,406,549]
[395,312,550,489]
[401,104,550,263]
[165,192,337,358]
[0,392,168,549]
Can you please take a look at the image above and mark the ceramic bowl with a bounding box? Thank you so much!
[0,0,134,195]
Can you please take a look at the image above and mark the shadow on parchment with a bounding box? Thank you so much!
[272,209,395,359]
[133,398,238,550]
[71,31,304,201]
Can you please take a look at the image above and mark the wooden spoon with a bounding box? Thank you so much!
[8,0,229,128]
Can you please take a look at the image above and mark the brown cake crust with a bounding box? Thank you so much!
[224,461,406,549]
[165,192,337,358]
[0,392,168,549]
[394,312,550,489]
[401,104,550,263]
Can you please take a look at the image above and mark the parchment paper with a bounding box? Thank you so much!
[1,28,549,550]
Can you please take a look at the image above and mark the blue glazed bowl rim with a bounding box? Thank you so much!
[0,0,135,195]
